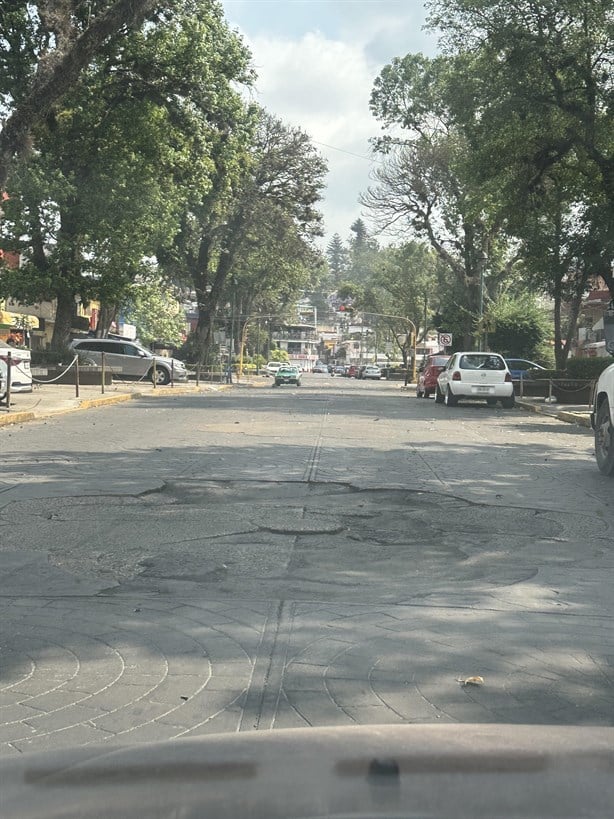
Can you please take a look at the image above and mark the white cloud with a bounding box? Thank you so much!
[223,2,438,244]
[245,30,381,239]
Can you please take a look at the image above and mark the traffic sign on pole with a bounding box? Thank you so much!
[438,332,452,347]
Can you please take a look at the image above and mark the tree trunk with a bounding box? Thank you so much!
[95,302,118,337]
[194,308,215,365]
[51,289,77,349]
[553,280,564,369]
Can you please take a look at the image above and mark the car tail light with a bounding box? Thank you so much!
[452,371,461,381]
[505,372,512,382]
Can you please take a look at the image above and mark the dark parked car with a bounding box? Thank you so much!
[504,358,547,380]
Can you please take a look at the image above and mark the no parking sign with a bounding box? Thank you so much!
[438,332,452,347]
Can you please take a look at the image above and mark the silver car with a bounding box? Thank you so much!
[70,339,188,385]
[363,365,382,380]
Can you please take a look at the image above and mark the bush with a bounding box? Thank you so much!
[524,368,563,380]
[30,347,78,367]
[565,357,614,379]
[486,294,550,359]
[525,358,613,381]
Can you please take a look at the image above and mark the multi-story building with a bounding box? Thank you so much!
[271,323,319,370]
[577,286,611,357]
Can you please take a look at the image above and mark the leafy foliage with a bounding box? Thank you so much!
[0,0,172,190]
[1,0,254,347]
[122,278,186,346]
[483,294,550,360]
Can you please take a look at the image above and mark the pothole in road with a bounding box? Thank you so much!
[1,480,607,598]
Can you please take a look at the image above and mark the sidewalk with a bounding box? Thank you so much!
[0,380,230,427]
[515,396,592,428]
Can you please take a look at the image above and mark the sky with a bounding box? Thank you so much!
[220,0,438,248]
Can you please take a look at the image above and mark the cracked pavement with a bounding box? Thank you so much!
[1,377,614,756]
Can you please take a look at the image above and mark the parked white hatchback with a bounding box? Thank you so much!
[436,352,515,408]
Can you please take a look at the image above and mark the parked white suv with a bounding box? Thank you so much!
[70,338,187,385]
[0,344,33,401]
[591,363,614,474]
[436,352,515,408]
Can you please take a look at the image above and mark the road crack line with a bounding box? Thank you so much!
[302,401,330,483]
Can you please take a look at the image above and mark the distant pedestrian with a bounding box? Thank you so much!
[225,364,233,384]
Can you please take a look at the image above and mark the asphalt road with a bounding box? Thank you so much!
[1,374,613,755]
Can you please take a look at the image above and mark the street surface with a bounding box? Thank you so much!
[1,374,613,755]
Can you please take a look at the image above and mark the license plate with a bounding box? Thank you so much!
[476,386,490,393]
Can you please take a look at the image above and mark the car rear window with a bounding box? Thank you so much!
[459,354,505,370]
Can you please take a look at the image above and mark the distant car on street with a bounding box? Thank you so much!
[362,365,382,380]
[312,363,328,374]
[265,361,284,376]
[273,365,301,387]
[332,365,347,376]
[346,365,358,378]
[436,352,515,408]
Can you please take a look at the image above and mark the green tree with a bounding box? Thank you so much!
[0,0,253,348]
[346,219,380,283]
[0,0,176,191]
[483,294,550,360]
[122,277,186,346]
[168,108,327,363]
[364,53,516,348]
[427,0,614,293]
[353,243,439,365]
[325,233,349,283]
[516,174,594,368]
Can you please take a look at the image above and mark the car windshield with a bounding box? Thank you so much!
[4,0,612,812]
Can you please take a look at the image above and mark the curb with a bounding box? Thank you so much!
[557,410,591,429]
[516,399,591,429]
[0,383,232,428]
[78,393,137,410]
[0,410,36,427]
[516,399,543,415]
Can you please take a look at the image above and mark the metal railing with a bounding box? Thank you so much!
[516,373,595,405]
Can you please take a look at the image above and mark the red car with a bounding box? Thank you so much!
[416,354,450,398]
[346,365,358,378]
